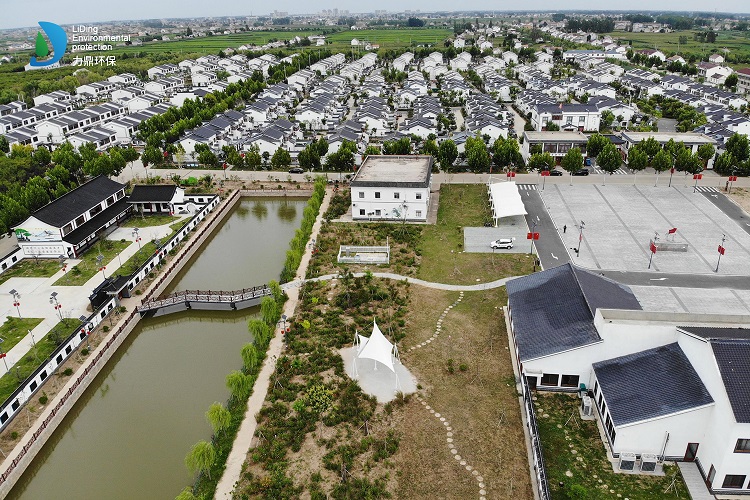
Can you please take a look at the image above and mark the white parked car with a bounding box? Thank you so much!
[490,238,514,249]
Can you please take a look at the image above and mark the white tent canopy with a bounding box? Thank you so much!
[357,321,396,373]
[487,180,527,225]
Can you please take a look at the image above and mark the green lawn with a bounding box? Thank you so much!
[121,215,179,228]
[119,229,177,276]
[0,259,61,286]
[536,392,689,500]
[0,317,45,354]
[605,29,750,69]
[326,28,452,50]
[53,239,132,287]
[0,318,78,404]
[418,184,535,284]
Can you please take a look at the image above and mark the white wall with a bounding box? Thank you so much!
[351,185,430,221]
[613,406,713,457]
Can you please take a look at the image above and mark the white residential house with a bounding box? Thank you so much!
[350,156,432,221]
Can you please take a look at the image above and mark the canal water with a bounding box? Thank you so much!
[8,197,306,500]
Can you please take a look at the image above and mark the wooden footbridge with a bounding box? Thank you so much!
[137,285,272,317]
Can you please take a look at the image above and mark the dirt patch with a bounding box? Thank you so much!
[393,286,533,500]
[728,187,750,216]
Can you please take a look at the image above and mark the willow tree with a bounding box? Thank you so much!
[185,440,216,479]
[241,343,260,371]
[226,370,253,401]
[206,402,232,436]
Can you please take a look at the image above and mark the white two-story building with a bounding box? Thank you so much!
[350,155,432,222]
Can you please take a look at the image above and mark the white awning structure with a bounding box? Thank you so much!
[487,180,527,225]
[357,321,396,373]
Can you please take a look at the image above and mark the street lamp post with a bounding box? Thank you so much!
[0,350,9,373]
[9,289,21,318]
[575,221,586,256]
[49,292,63,321]
[716,234,727,273]
[132,228,142,250]
[97,254,107,279]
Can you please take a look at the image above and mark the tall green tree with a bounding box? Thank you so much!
[270,147,292,170]
[527,152,555,172]
[696,143,715,168]
[492,137,523,171]
[184,441,216,479]
[640,137,661,163]
[627,146,648,183]
[241,343,260,371]
[560,147,584,178]
[586,134,610,158]
[652,149,673,185]
[597,143,622,183]
[713,151,736,176]
[437,139,458,171]
[226,371,253,401]
[205,402,232,435]
[465,135,490,172]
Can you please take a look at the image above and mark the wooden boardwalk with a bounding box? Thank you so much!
[137,285,272,316]
[677,462,715,500]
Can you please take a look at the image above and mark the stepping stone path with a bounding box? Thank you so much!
[406,292,464,353]
[416,394,486,499]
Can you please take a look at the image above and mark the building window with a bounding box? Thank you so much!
[74,215,86,227]
[359,209,365,216]
[722,475,746,489]
[416,193,422,200]
[735,439,750,453]
[62,223,73,236]
[394,192,400,199]
[566,116,573,124]
[90,204,102,217]
[540,373,559,386]
[561,374,580,388]
[375,192,381,199]
[579,116,585,123]
[415,210,422,218]
[375,210,381,216]
[358,192,364,199]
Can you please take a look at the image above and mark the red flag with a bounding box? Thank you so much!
[668,228,677,235]
[730,176,738,182]
[718,245,725,255]
[541,170,550,177]
[533,232,540,240]
[693,174,699,180]
[527,232,533,239]
[650,242,657,254]
[0,353,6,359]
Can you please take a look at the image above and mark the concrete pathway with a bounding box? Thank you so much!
[282,273,519,292]
[676,462,715,500]
[215,189,333,499]
[0,216,187,376]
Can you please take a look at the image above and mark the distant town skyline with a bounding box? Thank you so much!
[2,0,750,30]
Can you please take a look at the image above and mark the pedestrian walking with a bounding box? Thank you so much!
[563,224,567,233]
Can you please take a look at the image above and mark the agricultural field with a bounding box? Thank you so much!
[326,28,452,51]
[605,29,750,68]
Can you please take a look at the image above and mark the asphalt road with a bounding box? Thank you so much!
[699,189,750,237]
[519,185,572,270]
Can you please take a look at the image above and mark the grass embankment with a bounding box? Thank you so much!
[419,184,534,284]
[121,215,180,228]
[536,392,689,500]
[0,259,61,286]
[0,318,78,404]
[0,317,45,354]
[53,240,132,286]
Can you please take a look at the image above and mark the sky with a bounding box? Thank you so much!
[1,0,749,30]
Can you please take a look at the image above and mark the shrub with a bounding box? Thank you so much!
[81,348,89,356]
[459,363,468,372]
[39,393,48,405]
[103,326,110,332]
[63,368,73,376]
[447,358,455,374]
[135,289,142,295]
[118,306,126,313]
[10,432,18,440]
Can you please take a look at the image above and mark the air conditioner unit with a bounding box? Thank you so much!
[580,396,593,416]
[618,452,636,471]
[640,453,658,472]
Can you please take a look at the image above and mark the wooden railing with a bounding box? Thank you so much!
[137,284,272,312]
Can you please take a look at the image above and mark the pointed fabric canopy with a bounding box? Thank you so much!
[356,334,369,353]
[357,320,395,373]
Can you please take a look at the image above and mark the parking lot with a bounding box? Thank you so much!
[540,184,750,275]
[463,215,530,254]
[633,286,750,314]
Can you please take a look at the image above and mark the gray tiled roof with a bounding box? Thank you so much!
[680,326,750,341]
[711,340,750,423]
[594,343,714,426]
[29,176,124,228]
[506,263,641,361]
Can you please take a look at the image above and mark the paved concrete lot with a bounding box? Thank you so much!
[633,286,750,314]
[464,215,530,254]
[541,184,750,275]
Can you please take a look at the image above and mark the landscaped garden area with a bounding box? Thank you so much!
[0,259,61,286]
[535,392,689,500]
[53,239,132,286]
[0,317,44,354]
